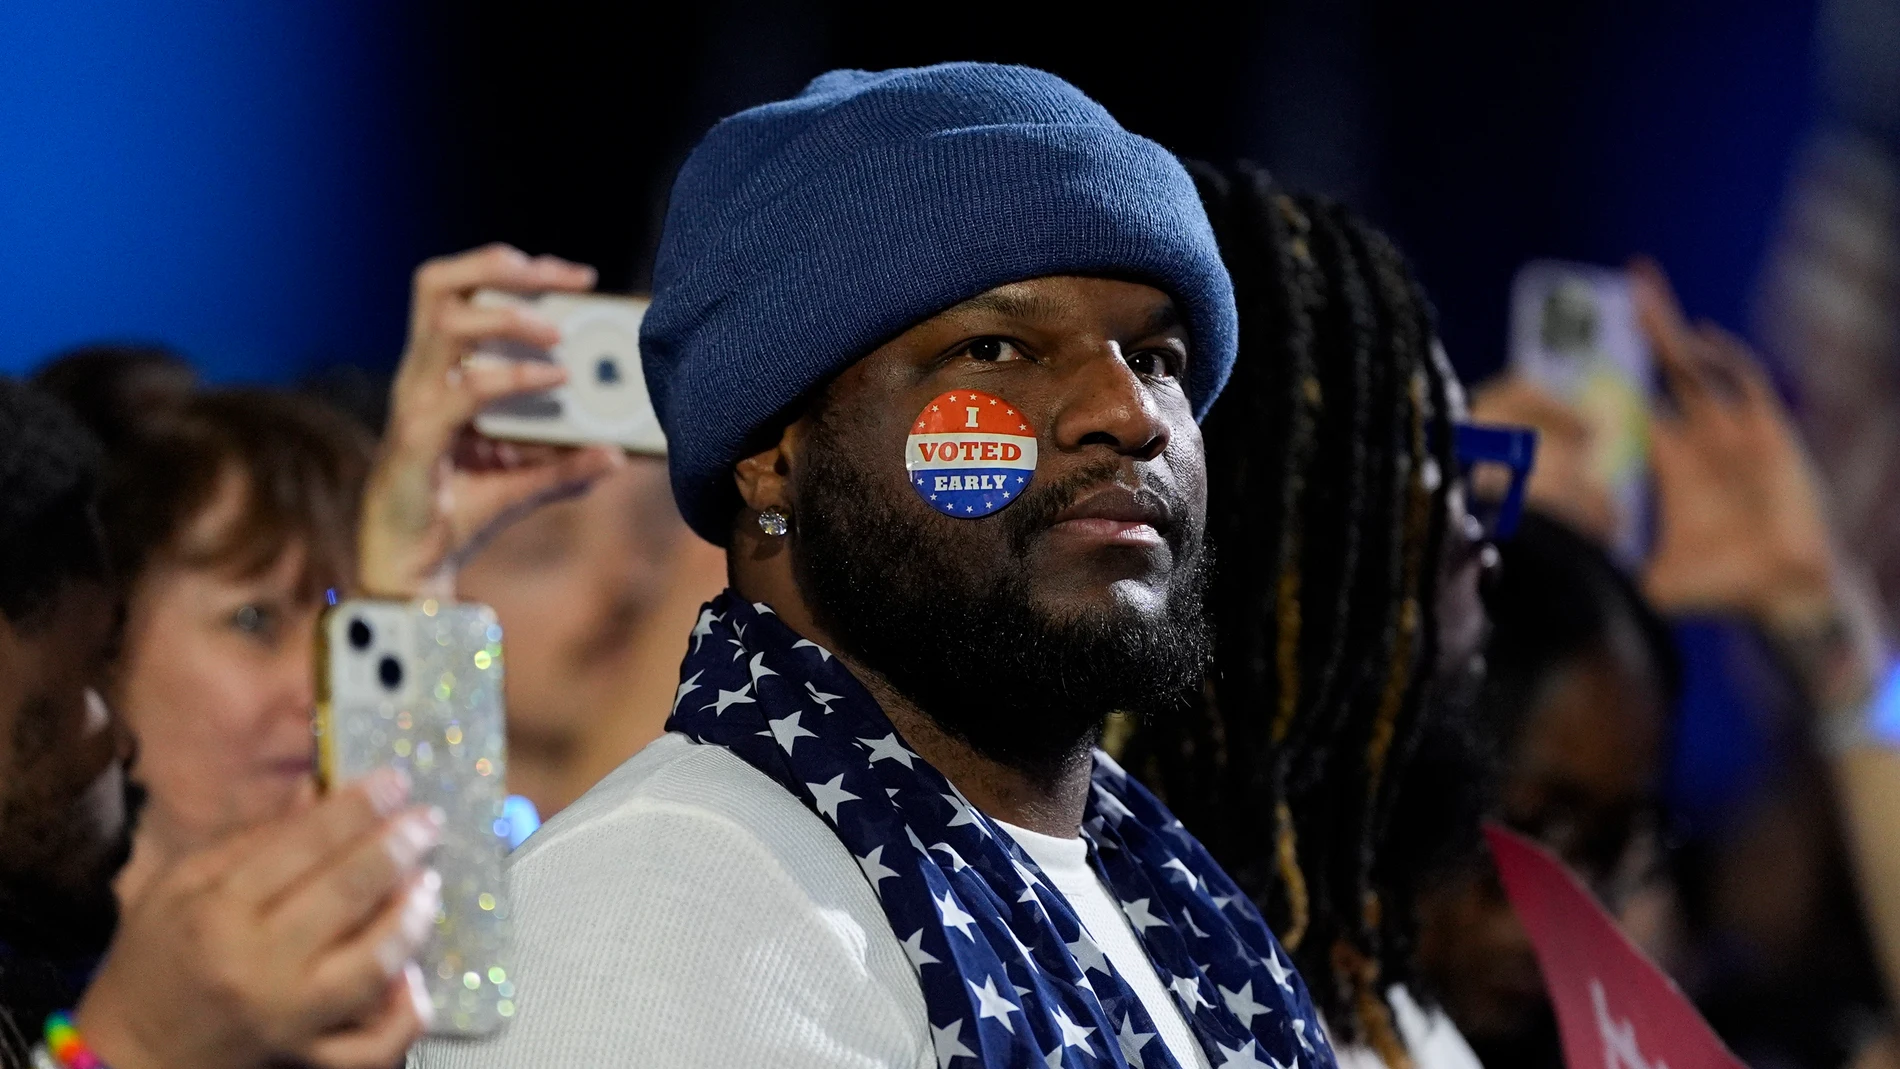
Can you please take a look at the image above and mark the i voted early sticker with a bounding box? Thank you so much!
[906,390,1037,518]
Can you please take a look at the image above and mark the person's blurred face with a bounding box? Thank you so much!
[115,469,323,850]
[455,460,683,749]
[0,576,132,948]
[785,276,1211,779]
[1416,639,1667,1055]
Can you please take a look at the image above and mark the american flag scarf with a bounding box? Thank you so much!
[667,592,1335,1069]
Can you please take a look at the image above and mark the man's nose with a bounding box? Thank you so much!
[1049,344,1170,461]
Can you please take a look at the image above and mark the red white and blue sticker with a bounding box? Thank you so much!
[906,390,1038,518]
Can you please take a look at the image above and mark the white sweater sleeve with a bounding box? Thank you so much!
[414,789,933,1069]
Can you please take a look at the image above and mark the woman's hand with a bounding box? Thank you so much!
[76,769,441,1069]
[1470,375,1620,545]
[1632,259,1839,632]
[358,244,624,599]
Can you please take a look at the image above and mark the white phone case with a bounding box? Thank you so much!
[317,599,515,1035]
[1508,259,1652,563]
[470,290,667,455]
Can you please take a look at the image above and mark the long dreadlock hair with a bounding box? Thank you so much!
[1122,162,1462,1065]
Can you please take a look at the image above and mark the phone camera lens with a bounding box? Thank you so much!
[377,656,404,691]
[347,619,373,650]
[596,357,620,385]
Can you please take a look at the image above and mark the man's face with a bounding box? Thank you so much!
[0,578,134,952]
[786,276,1211,779]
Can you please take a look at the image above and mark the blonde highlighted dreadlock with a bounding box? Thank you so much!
[1120,163,1459,1063]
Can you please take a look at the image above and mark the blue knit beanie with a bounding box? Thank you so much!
[641,62,1237,544]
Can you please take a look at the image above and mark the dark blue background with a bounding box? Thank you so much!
[0,0,1827,386]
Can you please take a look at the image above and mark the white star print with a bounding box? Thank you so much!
[1184,912,1211,940]
[1161,858,1202,891]
[929,841,970,872]
[671,670,703,714]
[746,651,778,689]
[855,845,900,895]
[1263,945,1295,992]
[1066,934,1111,977]
[1212,1039,1273,1069]
[966,976,1019,1034]
[1010,856,1043,887]
[900,928,940,969]
[1093,786,1137,826]
[804,680,842,713]
[726,636,747,661]
[689,608,717,652]
[1292,1018,1315,1053]
[767,710,816,753]
[1052,1007,1096,1053]
[807,773,858,820]
[1114,1013,1155,1069]
[941,791,991,836]
[860,732,917,767]
[1170,973,1212,1011]
[1044,1050,1064,1069]
[1212,893,1240,912]
[701,684,754,716]
[791,638,832,661]
[1121,898,1166,933]
[930,1019,976,1068]
[935,889,978,939]
[1219,980,1271,1028]
[1268,1053,1298,1069]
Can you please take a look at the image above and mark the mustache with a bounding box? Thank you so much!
[1002,458,1188,558]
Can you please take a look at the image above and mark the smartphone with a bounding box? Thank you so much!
[470,290,667,455]
[1508,260,1652,562]
[316,598,515,1035]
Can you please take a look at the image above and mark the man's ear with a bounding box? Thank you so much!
[732,413,814,516]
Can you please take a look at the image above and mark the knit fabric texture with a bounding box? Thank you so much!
[640,62,1238,544]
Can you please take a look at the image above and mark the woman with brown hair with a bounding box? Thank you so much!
[32,370,377,900]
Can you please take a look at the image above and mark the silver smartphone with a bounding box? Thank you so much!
[316,598,515,1035]
[470,290,666,455]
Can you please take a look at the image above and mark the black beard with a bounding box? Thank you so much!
[791,421,1212,786]
[0,759,141,1031]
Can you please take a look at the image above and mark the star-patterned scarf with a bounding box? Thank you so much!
[668,592,1336,1069]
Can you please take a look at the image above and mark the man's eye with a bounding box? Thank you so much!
[1127,349,1180,379]
[962,338,1023,363]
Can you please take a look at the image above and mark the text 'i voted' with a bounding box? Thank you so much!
[905,390,1037,518]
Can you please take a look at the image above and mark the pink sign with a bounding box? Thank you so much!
[1485,823,1747,1069]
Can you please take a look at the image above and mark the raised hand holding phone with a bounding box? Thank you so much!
[75,769,440,1069]
[358,244,625,601]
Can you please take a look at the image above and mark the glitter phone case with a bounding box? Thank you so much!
[316,599,515,1035]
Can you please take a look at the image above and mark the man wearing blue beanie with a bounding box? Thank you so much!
[422,63,1334,1069]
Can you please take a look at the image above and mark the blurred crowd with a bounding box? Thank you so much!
[3,56,1900,1069]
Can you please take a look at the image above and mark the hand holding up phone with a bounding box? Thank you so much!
[75,769,440,1069]
[358,244,625,599]
[1632,259,1840,631]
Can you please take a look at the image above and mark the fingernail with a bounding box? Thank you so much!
[389,808,442,864]
[404,961,436,1028]
[406,870,443,941]
[363,766,411,816]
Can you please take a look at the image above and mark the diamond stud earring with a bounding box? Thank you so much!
[757,508,790,538]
